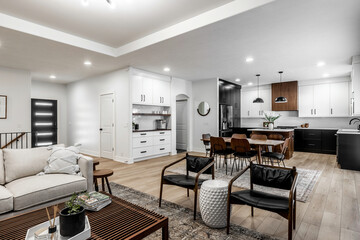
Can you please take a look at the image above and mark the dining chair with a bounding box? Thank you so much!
[210,136,233,174]
[230,138,257,175]
[227,162,298,240]
[202,133,211,156]
[231,133,247,139]
[262,133,284,164]
[250,134,267,153]
[262,138,290,167]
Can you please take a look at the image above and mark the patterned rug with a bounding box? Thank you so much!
[169,164,321,202]
[109,182,279,240]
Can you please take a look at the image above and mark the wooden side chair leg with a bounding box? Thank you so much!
[105,177,112,194]
[251,206,254,217]
[159,181,164,207]
[187,189,189,197]
[193,189,198,220]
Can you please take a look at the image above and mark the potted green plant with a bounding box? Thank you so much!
[264,111,281,130]
[59,193,86,237]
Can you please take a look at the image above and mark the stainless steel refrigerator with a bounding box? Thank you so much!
[219,104,233,137]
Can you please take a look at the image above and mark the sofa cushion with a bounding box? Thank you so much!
[5,174,87,211]
[3,147,51,183]
[0,149,4,185]
[42,146,81,175]
[0,185,13,214]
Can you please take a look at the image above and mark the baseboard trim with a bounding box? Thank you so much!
[114,156,133,164]
[81,148,100,157]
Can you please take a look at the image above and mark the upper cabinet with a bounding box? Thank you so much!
[241,87,271,118]
[299,81,350,117]
[271,81,298,111]
[352,56,360,115]
[131,71,171,106]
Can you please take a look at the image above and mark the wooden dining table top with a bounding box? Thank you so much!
[202,137,284,146]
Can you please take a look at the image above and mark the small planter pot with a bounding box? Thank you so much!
[59,207,86,237]
[268,122,274,130]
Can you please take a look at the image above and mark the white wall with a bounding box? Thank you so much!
[0,66,31,133]
[171,77,193,154]
[31,80,68,145]
[67,68,131,161]
[241,76,355,129]
[192,78,219,152]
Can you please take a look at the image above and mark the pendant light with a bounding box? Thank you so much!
[253,74,264,103]
[274,71,288,103]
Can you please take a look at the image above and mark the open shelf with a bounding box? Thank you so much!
[132,113,171,116]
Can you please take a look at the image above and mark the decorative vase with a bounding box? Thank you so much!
[268,122,274,130]
[59,207,85,237]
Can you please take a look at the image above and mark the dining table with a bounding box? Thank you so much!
[201,137,285,165]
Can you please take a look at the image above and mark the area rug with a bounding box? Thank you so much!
[109,182,279,240]
[169,165,321,202]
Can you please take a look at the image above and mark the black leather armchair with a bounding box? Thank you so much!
[227,162,298,240]
[159,154,215,220]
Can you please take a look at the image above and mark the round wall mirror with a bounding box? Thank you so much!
[197,101,211,116]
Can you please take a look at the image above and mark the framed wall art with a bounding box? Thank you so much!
[0,95,7,119]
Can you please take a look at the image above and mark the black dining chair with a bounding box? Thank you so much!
[210,136,234,174]
[227,162,298,240]
[262,138,290,167]
[159,154,215,220]
[230,138,257,175]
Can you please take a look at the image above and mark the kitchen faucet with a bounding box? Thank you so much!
[349,118,360,130]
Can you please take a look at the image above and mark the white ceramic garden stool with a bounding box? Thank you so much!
[199,179,228,228]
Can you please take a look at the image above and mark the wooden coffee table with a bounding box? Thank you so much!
[0,193,169,240]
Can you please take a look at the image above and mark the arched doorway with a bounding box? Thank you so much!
[176,94,189,153]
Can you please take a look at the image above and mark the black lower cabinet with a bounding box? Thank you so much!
[294,129,337,154]
[337,133,360,170]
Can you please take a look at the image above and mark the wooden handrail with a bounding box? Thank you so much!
[1,132,26,149]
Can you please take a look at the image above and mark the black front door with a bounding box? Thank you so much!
[31,99,58,147]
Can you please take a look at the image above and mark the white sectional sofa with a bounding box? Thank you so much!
[0,147,93,215]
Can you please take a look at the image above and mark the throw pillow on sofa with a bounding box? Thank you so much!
[40,146,82,176]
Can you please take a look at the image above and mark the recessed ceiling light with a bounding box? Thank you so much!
[248,82,253,86]
[235,78,241,82]
[49,75,56,79]
[84,60,92,66]
[107,0,116,9]
[246,57,254,63]
[163,67,170,72]
[323,73,330,78]
[317,61,326,67]
[81,0,89,6]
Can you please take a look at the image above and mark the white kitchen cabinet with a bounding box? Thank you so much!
[153,80,171,106]
[313,84,330,117]
[299,85,314,117]
[352,62,360,115]
[241,88,271,118]
[131,76,153,105]
[330,82,350,116]
[299,82,349,117]
[132,130,171,161]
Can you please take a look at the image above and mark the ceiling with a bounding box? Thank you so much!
[0,0,233,47]
[0,0,359,85]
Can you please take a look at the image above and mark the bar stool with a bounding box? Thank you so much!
[93,169,113,194]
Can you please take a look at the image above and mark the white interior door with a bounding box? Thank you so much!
[100,93,114,159]
[176,100,187,150]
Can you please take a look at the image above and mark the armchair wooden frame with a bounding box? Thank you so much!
[226,162,298,240]
[159,155,215,220]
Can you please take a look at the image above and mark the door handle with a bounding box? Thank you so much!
[99,128,103,131]
[140,141,147,143]
[141,95,143,102]
[311,109,313,115]
[144,94,145,102]
[331,108,333,115]
[160,139,165,141]
[314,109,316,115]
[140,151,147,154]
[248,111,250,116]
[160,148,165,150]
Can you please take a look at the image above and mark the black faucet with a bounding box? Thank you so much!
[349,118,360,130]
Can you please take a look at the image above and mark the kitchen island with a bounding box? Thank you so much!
[249,128,294,159]
[336,129,360,171]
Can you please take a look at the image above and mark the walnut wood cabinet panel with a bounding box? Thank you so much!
[271,81,298,111]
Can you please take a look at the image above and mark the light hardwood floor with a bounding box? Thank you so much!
[94,151,360,240]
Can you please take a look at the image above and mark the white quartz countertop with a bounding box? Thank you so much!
[249,128,294,132]
[336,129,360,135]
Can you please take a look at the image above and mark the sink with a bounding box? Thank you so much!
[339,129,360,132]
